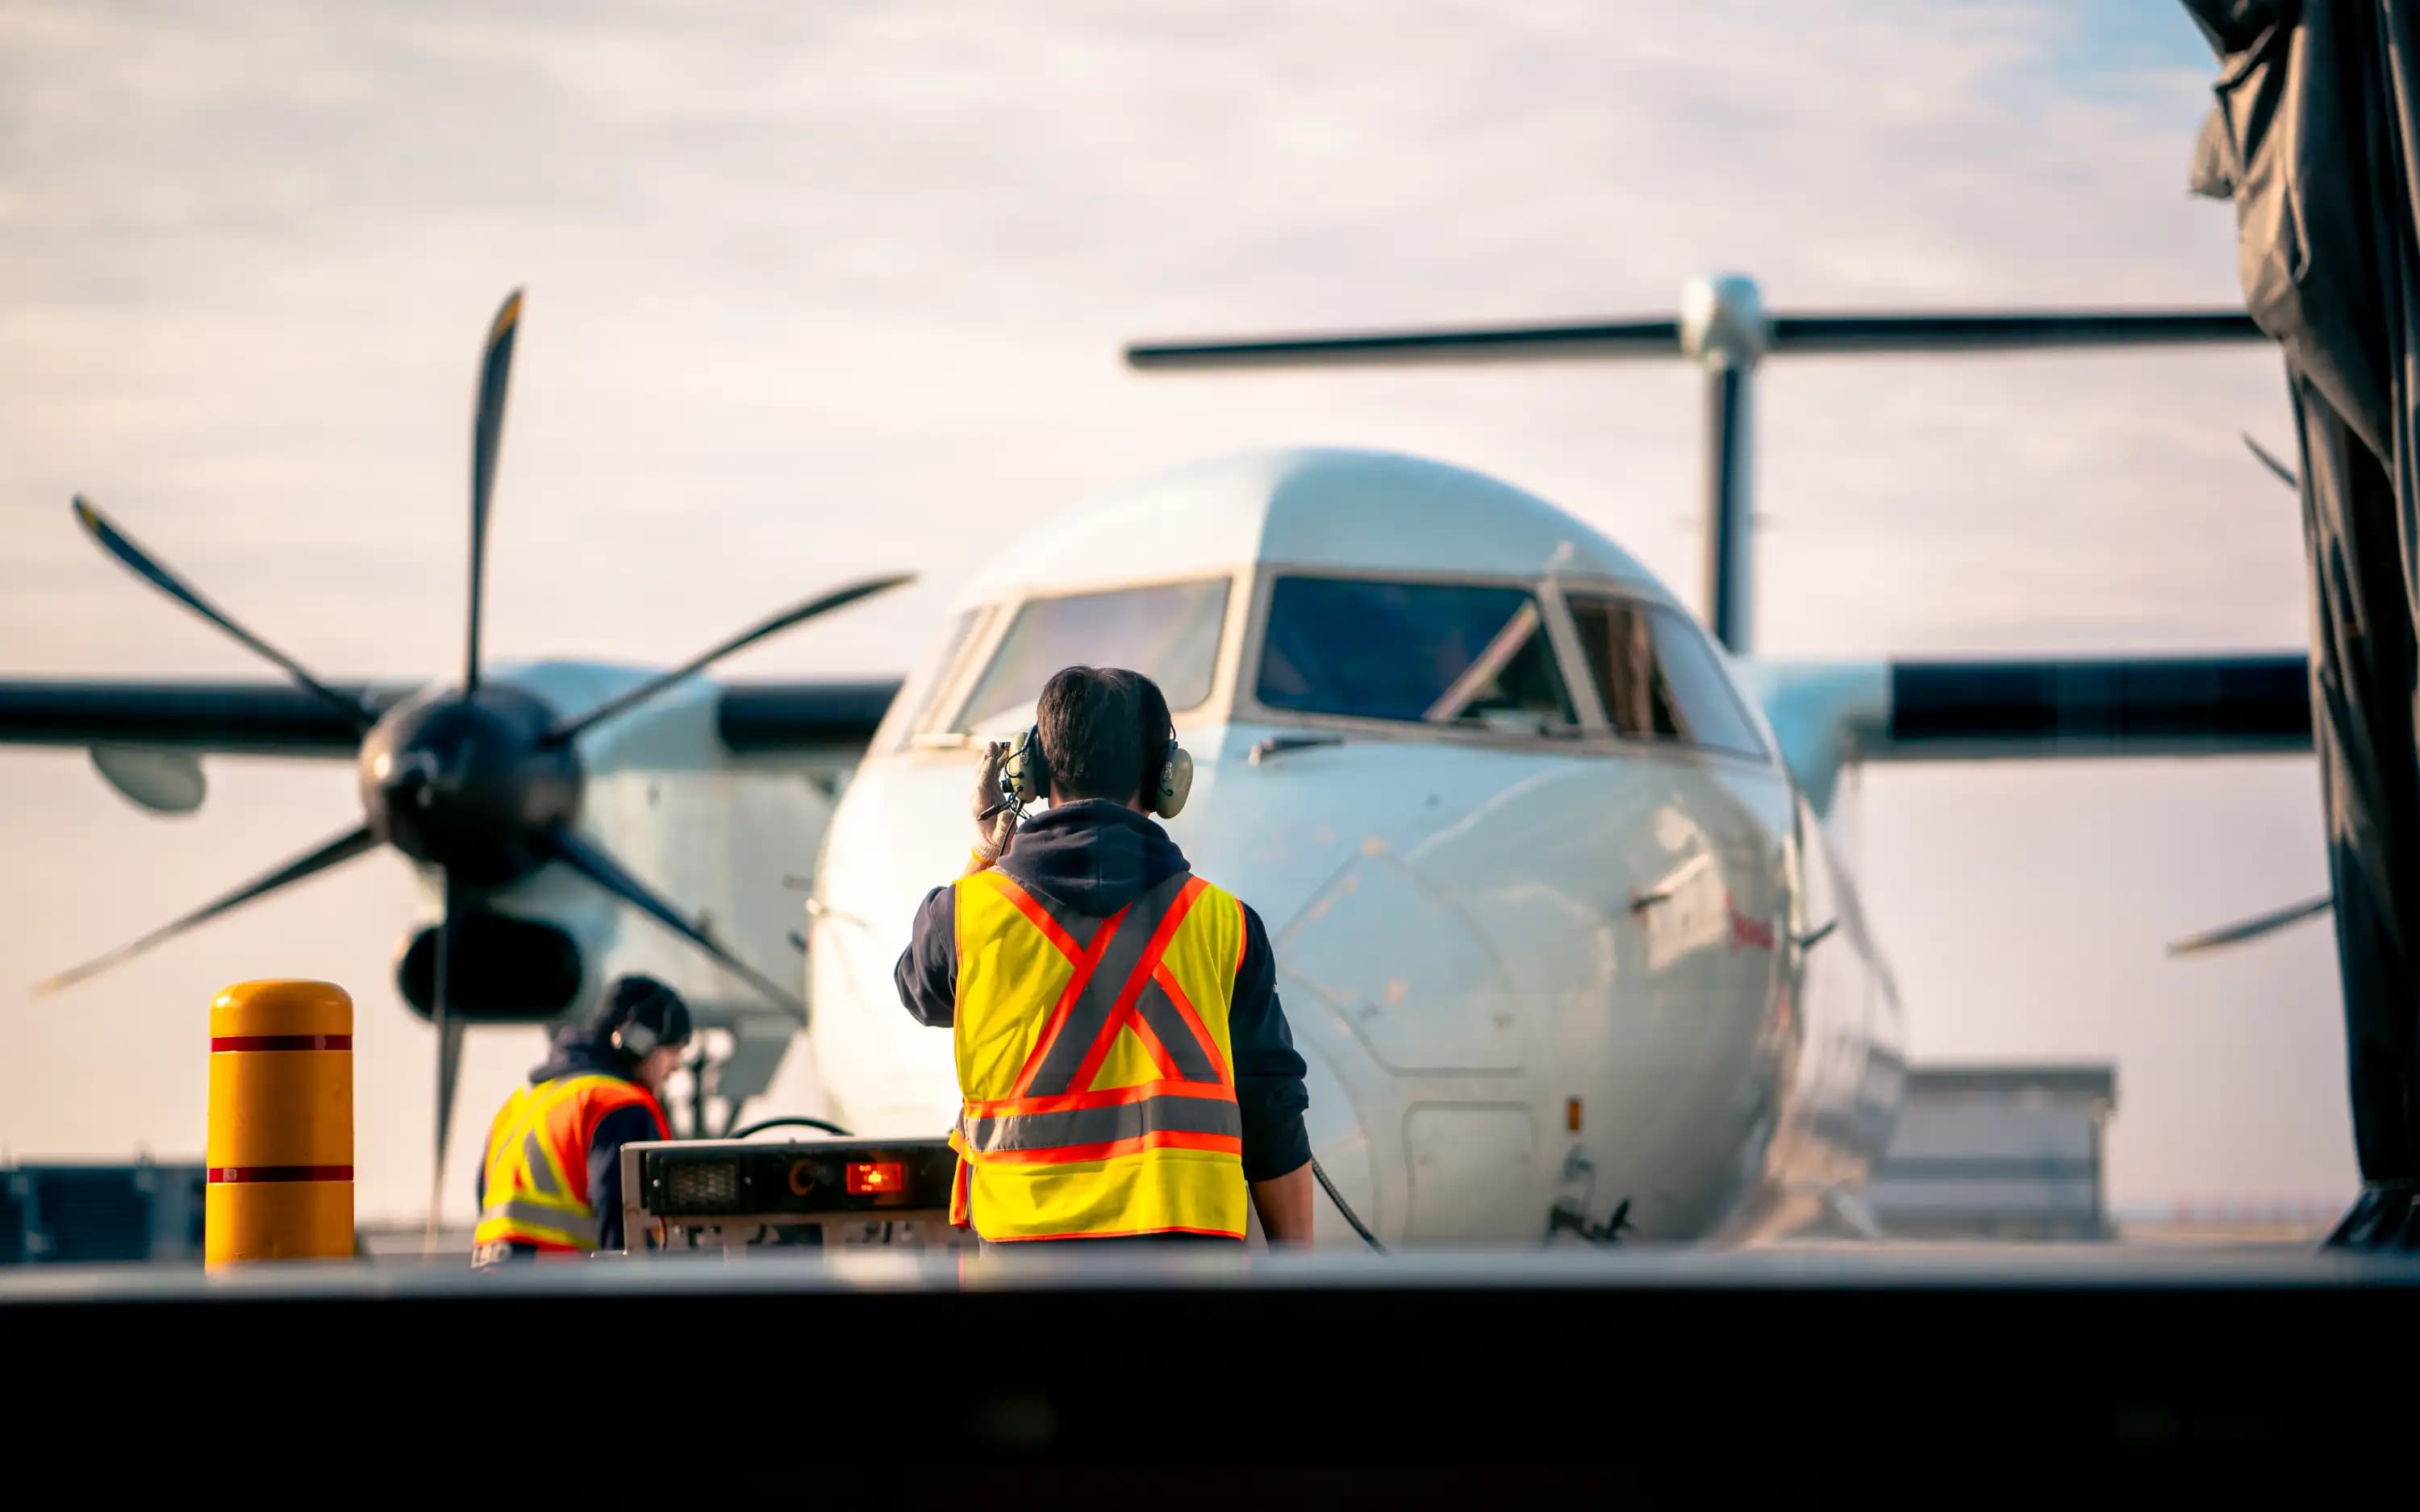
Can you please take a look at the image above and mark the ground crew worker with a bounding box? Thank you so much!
[470,974,691,1266]
[894,664,1315,1247]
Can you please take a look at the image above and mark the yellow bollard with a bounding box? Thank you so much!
[205,980,354,1264]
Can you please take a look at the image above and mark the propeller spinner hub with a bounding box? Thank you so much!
[359,684,581,886]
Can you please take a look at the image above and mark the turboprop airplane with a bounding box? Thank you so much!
[0,278,2315,1249]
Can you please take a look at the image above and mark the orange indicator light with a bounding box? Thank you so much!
[846,1160,904,1195]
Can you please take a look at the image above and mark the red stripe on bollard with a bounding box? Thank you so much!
[208,1165,355,1184]
[210,1035,353,1052]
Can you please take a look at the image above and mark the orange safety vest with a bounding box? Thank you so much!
[946,867,1249,1241]
[473,1072,669,1252]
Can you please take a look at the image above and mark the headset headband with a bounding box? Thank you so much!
[1001,718,1191,820]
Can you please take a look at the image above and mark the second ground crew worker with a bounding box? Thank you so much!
[470,974,691,1266]
[894,664,1315,1247]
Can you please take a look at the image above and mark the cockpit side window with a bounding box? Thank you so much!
[949,578,1229,735]
[874,606,988,753]
[1256,576,1577,732]
[1564,594,1768,760]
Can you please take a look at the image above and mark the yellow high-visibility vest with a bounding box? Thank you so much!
[947,868,1248,1241]
[473,1073,666,1252]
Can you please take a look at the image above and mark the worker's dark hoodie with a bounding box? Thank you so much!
[894,798,1312,1186]
[471,1035,666,1252]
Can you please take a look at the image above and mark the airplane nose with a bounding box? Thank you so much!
[1273,853,1525,1074]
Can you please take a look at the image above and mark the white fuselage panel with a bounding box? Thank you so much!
[803,719,1892,1247]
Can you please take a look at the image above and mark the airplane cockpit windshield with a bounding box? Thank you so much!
[1256,576,1578,734]
[1562,594,1768,760]
[949,578,1229,735]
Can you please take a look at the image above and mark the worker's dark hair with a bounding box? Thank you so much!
[1036,665,1170,804]
[589,973,692,1060]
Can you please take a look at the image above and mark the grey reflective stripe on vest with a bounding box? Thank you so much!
[1023,873,1195,1097]
[520,1129,564,1198]
[480,1198,597,1243]
[961,1093,1241,1156]
[1131,977,1221,1083]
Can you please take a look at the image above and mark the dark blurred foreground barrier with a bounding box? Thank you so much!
[4,1245,2414,1495]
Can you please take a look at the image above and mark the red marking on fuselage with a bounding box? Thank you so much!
[1726,893,1775,952]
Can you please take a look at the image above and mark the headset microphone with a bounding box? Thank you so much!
[1000,724,1049,810]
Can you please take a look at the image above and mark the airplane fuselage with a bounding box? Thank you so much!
[795,448,1909,1248]
[806,728,1907,1246]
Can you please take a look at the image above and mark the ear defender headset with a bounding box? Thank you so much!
[1001,722,1193,820]
[607,977,686,1058]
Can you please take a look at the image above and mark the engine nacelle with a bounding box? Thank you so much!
[393,909,594,1026]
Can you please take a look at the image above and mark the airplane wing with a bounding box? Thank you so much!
[0,677,905,760]
[716,679,902,755]
[0,680,417,757]
[0,671,903,823]
[1875,652,2308,756]
[1740,651,2310,816]
[1746,650,2318,954]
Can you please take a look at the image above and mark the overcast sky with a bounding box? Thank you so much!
[0,1,2350,1227]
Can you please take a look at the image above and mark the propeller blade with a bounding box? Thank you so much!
[423,875,462,1256]
[71,497,378,735]
[540,824,808,1024]
[2166,893,2333,956]
[540,573,915,748]
[1763,309,2263,355]
[32,823,378,995]
[1123,308,2264,371]
[1127,319,1684,369]
[2243,432,2300,490]
[466,288,524,694]
[424,1018,465,1253]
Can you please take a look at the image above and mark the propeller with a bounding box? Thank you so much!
[424,873,463,1256]
[1125,280,2268,659]
[541,573,913,748]
[39,287,912,1239]
[540,825,808,1023]
[428,1016,465,1249]
[2166,893,2333,956]
[424,285,515,1250]
[2142,441,2320,962]
[71,498,380,735]
[32,823,378,996]
[465,291,520,696]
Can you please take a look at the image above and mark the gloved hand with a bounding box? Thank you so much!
[971,739,1017,860]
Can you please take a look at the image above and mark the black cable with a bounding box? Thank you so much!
[724,1115,854,1139]
[1312,1156,1384,1254]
